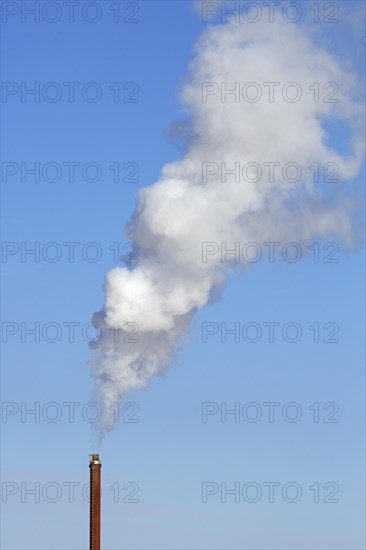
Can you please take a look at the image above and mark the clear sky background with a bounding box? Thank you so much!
[1,1,365,549]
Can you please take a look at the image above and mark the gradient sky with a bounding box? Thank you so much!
[1,1,365,549]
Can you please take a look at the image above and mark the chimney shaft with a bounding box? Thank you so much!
[89,453,101,550]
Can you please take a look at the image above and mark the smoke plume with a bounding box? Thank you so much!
[90,18,364,436]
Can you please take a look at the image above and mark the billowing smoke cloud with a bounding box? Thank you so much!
[90,18,364,436]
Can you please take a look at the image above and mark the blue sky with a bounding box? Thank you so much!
[1,1,365,548]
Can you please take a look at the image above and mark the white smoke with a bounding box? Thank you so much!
[90,18,364,436]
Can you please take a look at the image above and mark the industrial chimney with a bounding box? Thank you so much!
[89,453,101,550]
